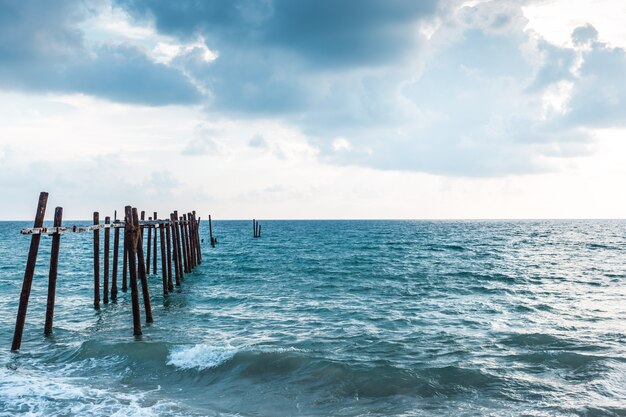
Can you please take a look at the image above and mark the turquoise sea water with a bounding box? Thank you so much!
[0,220,625,416]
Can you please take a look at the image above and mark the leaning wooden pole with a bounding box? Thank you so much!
[12,191,48,351]
[125,206,142,336]
[44,206,63,337]
[93,212,100,310]
[133,208,153,323]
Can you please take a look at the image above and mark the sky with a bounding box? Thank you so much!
[1,0,625,220]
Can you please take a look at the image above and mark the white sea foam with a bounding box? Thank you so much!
[166,344,305,371]
[166,345,238,370]
[0,367,179,417]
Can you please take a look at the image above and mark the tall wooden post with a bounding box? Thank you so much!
[93,212,100,310]
[125,206,142,336]
[44,206,62,336]
[103,216,110,304]
[171,213,182,285]
[112,220,120,300]
[133,208,153,323]
[193,212,202,265]
[159,223,167,295]
[12,192,48,350]
[185,214,194,270]
[122,237,128,292]
[180,215,189,273]
[146,217,152,275]
[153,211,158,274]
[165,221,173,291]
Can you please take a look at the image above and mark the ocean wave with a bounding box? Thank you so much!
[166,344,305,371]
[0,367,183,417]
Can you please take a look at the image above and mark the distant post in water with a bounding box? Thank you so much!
[209,214,215,247]
[12,192,48,351]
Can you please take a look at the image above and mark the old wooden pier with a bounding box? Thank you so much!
[11,191,214,351]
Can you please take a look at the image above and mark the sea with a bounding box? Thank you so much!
[0,220,624,416]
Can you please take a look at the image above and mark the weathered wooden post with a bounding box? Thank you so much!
[193,212,202,264]
[12,192,48,351]
[185,213,194,270]
[125,206,142,336]
[122,228,128,292]
[140,210,146,271]
[209,214,215,247]
[180,215,189,273]
[165,221,174,291]
[112,220,120,300]
[133,208,153,323]
[93,212,100,310]
[146,216,152,275]
[103,216,110,304]
[253,219,256,237]
[171,213,182,285]
[44,206,62,337]
[258,224,262,238]
[153,211,158,274]
[159,222,167,295]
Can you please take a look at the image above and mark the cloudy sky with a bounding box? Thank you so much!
[1,0,625,219]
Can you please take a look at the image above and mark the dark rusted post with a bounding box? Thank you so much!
[122,233,128,292]
[146,216,152,275]
[259,224,262,238]
[209,214,215,247]
[93,212,100,310]
[185,213,194,270]
[179,215,189,273]
[103,216,110,304]
[253,219,256,237]
[193,212,202,265]
[140,210,145,271]
[112,220,120,300]
[185,214,193,270]
[159,223,167,295]
[44,206,62,337]
[133,208,153,323]
[153,211,158,274]
[125,206,142,336]
[171,213,182,285]
[12,192,48,351]
[175,211,185,280]
[165,221,173,291]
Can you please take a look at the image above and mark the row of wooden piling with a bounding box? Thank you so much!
[11,191,208,351]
